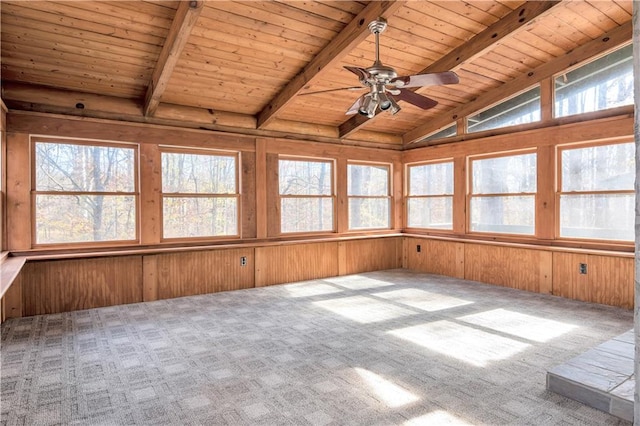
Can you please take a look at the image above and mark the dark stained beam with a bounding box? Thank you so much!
[403,21,633,144]
[339,1,561,138]
[144,0,204,117]
[256,0,405,129]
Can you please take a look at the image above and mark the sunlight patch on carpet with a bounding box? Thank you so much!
[404,410,474,425]
[313,296,416,323]
[373,288,473,312]
[458,309,578,342]
[389,320,530,367]
[354,368,419,408]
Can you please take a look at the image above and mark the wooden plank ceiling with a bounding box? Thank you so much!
[0,1,633,148]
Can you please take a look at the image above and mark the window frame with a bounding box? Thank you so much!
[405,158,455,232]
[466,84,542,134]
[555,139,634,243]
[552,42,633,119]
[159,146,241,242]
[346,161,392,231]
[31,137,140,248]
[467,149,537,237]
[278,155,336,235]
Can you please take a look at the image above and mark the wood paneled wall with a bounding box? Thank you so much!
[6,236,402,317]
[21,256,143,316]
[403,236,632,309]
[404,237,464,278]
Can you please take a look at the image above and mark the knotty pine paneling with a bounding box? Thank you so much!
[464,243,551,293]
[552,252,633,309]
[22,256,143,316]
[255,242,339,287]
[404,238,465,279]
[152,248,255,300]
[339,237,402,276]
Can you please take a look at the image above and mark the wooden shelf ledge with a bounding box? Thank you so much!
[1,254,27,299]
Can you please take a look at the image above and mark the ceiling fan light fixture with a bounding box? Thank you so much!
[378,91,392,111]
[359,94,378,118]
[388,97,401,115]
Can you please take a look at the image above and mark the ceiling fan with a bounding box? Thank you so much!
[343,18,459,118]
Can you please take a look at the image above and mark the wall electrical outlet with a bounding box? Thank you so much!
[240,256,247,266]
[579,263,587,274]
[416,244,421,253]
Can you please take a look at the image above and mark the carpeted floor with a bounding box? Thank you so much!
[0,269,634,425]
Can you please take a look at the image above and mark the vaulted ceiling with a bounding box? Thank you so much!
[0,1,633,148]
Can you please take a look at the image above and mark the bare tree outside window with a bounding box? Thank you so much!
[34,141,137,244]
[348,163,390,230]
[559,142,634,241]
[161,151,238,239]
[407,161,454,229]
[279,159,334,233]
[470,153,536,235]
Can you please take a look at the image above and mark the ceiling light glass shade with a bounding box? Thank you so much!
[359,94,378,118]
[378,92,392,110]
[388,97,401,115]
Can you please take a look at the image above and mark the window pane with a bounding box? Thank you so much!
[36,142,135,192]
[408,162,453,195]
[470,196,535,234]
[162,153,236,194]
[561,143,634,191]
[348,198,389,229]
[407,197,453,229]
[281,198,333,233]
[468,86,540,133]
[560,194,633,241]
[348,164,388,196]
[555,44,633,118]
[163,197,237,238]
[422,124,457,142]
[35,195,136,243]
[279,160,332,196]
[472,154,536,194]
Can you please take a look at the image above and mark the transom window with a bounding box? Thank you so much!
[161,149,239,239]
[467,86,541,133]
[33,139,138,245]
[279,158,334,233]
[347,163,391,230]
[555,44,633,118]
[406,160,454,230]
[469,152,536,235]
[558,142,634,241]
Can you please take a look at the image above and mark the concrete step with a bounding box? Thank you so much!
[546,330,634,422]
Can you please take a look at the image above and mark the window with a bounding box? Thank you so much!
[33,139,137,244]
[558,142,634,241]
[422,124,457,142]
[469,152,536,235]
[555,44,633,118]
[348,163,390,230]
[406,161,453,229]
[161,149,238,239]
[279,158,334,233]
[468,86,541,133]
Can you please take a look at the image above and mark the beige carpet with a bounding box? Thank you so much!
[0,269,633,425]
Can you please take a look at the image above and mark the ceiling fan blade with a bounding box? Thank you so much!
[345,95,364,115]
[300,87,365,96]
[391,71,459,88]
[344,66,371,81]
[394,89,438,110]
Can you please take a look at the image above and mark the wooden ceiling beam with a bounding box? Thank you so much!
[256,0,405,129]
[143,0,204,117]
[2,82,401,148]
[338,0,561,138]
[403,21,633,145]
